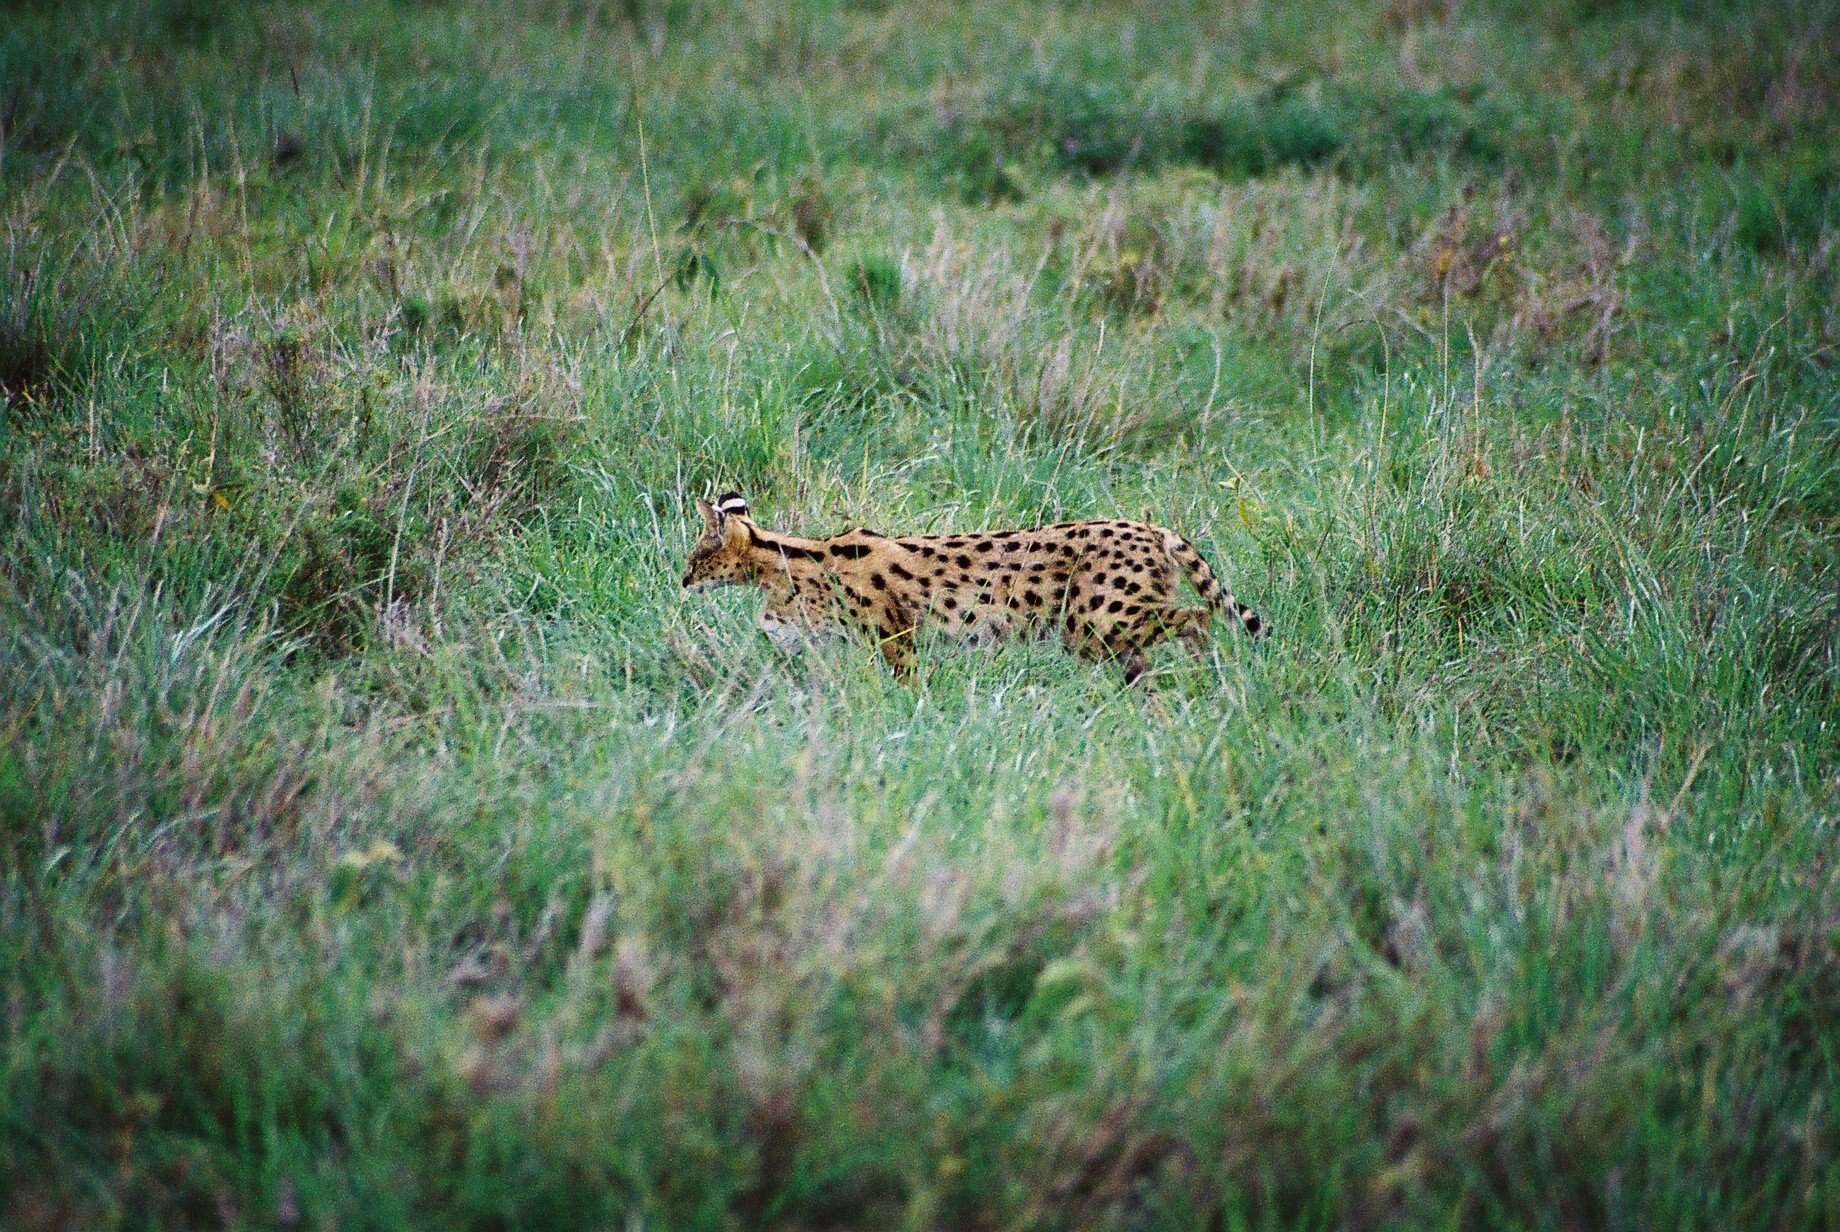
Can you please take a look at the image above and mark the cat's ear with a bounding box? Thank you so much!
[696,498,720,533]
[714,492,750,519]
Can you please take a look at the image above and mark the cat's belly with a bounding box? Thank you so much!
[759,609,840,649]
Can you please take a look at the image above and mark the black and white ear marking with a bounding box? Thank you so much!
[715,492,749,518]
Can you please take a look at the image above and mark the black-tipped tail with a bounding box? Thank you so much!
[1161,528,1268,638]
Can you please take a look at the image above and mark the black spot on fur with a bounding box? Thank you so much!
[748,527,822,560]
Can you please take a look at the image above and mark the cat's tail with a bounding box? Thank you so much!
[1160,528,1266,637]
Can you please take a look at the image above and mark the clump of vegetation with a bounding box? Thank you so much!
[1,0,1836,1228]
[848,251,903,311]
[903,72,1547,203]
[1734,153,1836,252]
[0,237,137,417]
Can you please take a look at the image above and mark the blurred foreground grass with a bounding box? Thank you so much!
[2,0,1837,1227]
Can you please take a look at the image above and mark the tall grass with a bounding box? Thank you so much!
[3,0,1837,1227]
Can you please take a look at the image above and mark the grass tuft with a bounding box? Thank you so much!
[2,0,1836,1227]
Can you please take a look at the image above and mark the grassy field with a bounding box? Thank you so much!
[3,0,1838,1227]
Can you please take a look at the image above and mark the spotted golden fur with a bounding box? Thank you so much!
[682,492,1266,683]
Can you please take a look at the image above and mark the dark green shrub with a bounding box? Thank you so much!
[849,254,902,311]
[1180,97,1346,178]
[1735,156,1834,253]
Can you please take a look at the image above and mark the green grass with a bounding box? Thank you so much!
[3,0,1838,1227]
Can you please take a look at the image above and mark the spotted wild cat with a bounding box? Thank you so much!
[681,492,1266,683]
